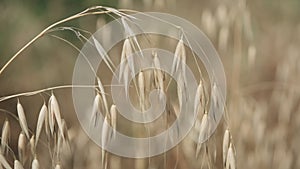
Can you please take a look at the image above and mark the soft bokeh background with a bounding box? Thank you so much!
[0,0,300,169]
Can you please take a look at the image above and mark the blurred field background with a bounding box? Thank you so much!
[0,0,300,169]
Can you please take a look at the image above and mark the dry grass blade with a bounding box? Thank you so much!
[14,160,23,169]
[223,129,230,166]
[17,101,29,139]
[35,104,47,146]
[17,133,26,164]
[1,120,10,154]
[31,158,39,169]
[0,153,12,169]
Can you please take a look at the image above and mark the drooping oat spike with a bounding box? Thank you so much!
[180,41,187,86]
[31,158,39,169]
[56,128,63,159]
[29,136,35,156]
[101,117,110,168]
[123,64,130,98]
[92,36,115,74]
[196,113,209,158]
[125,41,135,79]
[225,143,236,169]
[119,39,127,81]
[171,39,183,75]
[0,153,12,169]
[119,39,134,80]
[97,78,109,117]
[177,72,184,111]
[223,129,230,166]
[211,83,219,121]
[49,94,64,138]
[54,164,61,169]
[35,104,47,146]
[47,98,55,135]
[14,160,24,169]
[1,120,10,154]
[61,119,68,142]
[17,133,26,164]
[153,52,164,100]
[90,94,102,127]
[17,100,29,139]
[110,104,117,138]
[138,71,145,112]
[194,80,205,115]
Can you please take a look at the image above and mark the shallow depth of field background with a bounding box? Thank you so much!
[0,0,300,169]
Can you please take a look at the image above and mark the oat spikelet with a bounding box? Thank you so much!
[1,120,10,154]
[31,158,39,169]
[17,133,26,164]
[123,64,130,98]
[225,143,236,169]
[223,129,230,166]
[17,100,29,139]
[14,160,23,169]
[92,36,115,73]
[110,104,117,138]
[101,117,110,167]
[49,94,64,138]
[153,52,164,101]
[172,39,182,74]
[54,164,61,169]
[90,94,102,127]
[35,104,47,146]
[0,153,12,169]
[194,80,205,115]
[97,78,109,116]
[138,71,145,112]
[119,38,134,81]
[196,113,209,158]
[29,136,35,156]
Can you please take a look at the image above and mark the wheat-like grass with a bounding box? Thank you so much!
[0,4,257,169]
